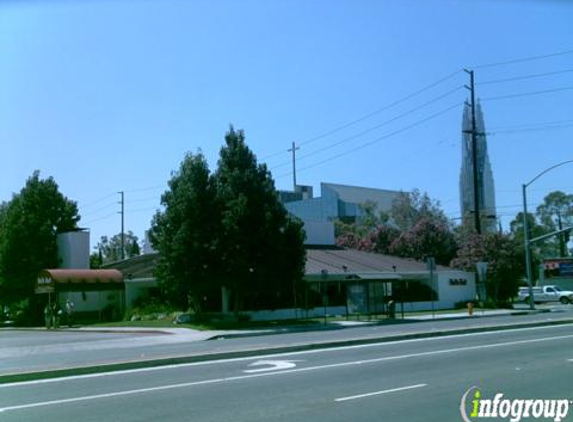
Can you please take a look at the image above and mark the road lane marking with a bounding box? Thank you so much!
[3,323,573,388]
[243,359,300,373]
[335,383,427,402]
[2,334,573,413]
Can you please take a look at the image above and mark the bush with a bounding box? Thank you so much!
[124,296,177,321]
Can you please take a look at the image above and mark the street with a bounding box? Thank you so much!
[1,324,572,421]
[2,310,573,378]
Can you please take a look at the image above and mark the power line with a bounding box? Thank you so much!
[80,201,118,218]
[472,49,573,70]
[478,68,573,85]
[482,86,573,102]
[80,193,117,209]
[488,119,573,131]
[260,70,463,162]
[301,70,463,147]
[270,85,464,171]
[82,212,117,225]
[488,123,573,136]
[277,101,462,178]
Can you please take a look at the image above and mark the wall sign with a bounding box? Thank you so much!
[449,278,468,286]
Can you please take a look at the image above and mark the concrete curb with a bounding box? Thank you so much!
[206,309,551,340]
[2,317,572,385]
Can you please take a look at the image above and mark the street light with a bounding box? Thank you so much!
[522,159,573,310]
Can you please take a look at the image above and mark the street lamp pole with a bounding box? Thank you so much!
[522,184,535,310]
[522,159,573,310]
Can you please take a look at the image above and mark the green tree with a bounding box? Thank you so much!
[94,231,141,264]
[390,189,450,230]
[0,171,80,307]
[389,217,457,265]
[214,127,306,312]
[451,232,524,306]
[536,191,573,257]
[509,211,554,276]
[150,152,218,310]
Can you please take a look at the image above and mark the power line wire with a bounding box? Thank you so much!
[488,119,573,131]
[482,86,573,102]
[472,49,573,70]
[270,85,464,171]
[478,68,573,85]
[80,193,117,209]
[81,202,118,218]
[260,69,463,162]
[277,101,462,178]
[82,212,117,225]
[488,123,573,136]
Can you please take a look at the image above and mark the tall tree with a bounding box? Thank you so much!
[214,127,306,312]
[536,191,573,257]
[93,231,140,265]
[150,152,218,310]
[0,171,80,305]
[390,189,450,230]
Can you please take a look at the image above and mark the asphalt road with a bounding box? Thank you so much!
[2,310,573,377]
[1,324,572,422]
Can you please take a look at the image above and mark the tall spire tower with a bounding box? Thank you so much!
[459,101,497,232]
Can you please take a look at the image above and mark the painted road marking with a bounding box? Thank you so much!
[2,335,573,413]
[3,323,573,388]
[243,360,300,373]
[335,383,428,402]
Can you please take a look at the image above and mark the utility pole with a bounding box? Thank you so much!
[464,68,481,234]
[118,191,125,260]
[288,141,300,191]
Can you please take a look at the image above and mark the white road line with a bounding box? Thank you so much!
[2,323,573,388]
[335,383,427,402]
[2,334,573,413]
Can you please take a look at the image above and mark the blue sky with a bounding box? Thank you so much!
[1,0,572,248]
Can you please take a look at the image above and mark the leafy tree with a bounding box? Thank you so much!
[214,127,306,312]
[390,189,450,230]
[150,128,306,313]
[150,152,218,310]
[335,190,456,264]
[0,171,80,306]
[509,212,554,274]
[536,191,573,257]
[389,217,457,265]
[94,231,140,264]
[371,225,401,254]
[451,232,524,306]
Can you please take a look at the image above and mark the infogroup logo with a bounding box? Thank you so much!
[460,387,571,422]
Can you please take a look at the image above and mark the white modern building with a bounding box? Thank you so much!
[279,182,404,245]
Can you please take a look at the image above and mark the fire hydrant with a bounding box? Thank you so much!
[467,302,474,316]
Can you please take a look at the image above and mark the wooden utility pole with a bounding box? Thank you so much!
[464,69,481,234]
[288,141,300,191]
[118,191,125,260]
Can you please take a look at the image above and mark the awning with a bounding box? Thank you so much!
[35,269,124,293]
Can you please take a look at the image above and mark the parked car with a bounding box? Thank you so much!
[518,285,573,304]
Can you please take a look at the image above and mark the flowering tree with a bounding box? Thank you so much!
[451,232,524,305]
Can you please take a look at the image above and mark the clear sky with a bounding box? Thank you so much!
[1,0,572,249]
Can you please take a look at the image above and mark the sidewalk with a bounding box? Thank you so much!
[1,308,572,384]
